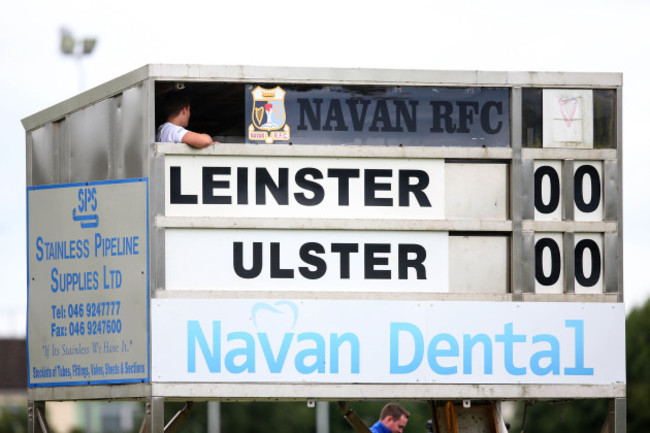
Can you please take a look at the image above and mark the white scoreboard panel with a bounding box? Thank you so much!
[160,145,618,298]
[530,158,610,295]
[162,155,512,294]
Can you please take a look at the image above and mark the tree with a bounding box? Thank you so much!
[158,400,432,433]
[0,406,27,433]
[508,398,608,432]
[625,297,650,432]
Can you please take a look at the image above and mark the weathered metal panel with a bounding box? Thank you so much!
[118,84,148,179]
[28,124,58,186]
[449,235,508,293]
[446,163,508,220]
[604,159,619,221]
[68,99,112,182]
[21,65,151,132]
[522,231,536,293]
[605,232,619,293]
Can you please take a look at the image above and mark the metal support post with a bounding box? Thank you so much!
[602,398,626,433]
[337,401,371,433]
[316,401,329,433]
[427,400,441,433]
[510,86,525,300]
[614,398,627,433]
[207,401,221,433]
[140,397,165,433]
[28,401,50,433]
[164,401,194,433]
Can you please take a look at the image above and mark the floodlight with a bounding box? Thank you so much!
[60,28,75,55]
[82,38,97,55]
[58,27,98,92]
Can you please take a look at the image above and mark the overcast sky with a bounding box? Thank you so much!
[1,0,649,336]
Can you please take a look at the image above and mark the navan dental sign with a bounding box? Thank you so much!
[152,299,625,386]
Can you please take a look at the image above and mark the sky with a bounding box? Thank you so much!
[1,0,649,336]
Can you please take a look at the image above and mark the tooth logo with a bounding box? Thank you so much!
[251,301,298,331]
[558,97,579,127]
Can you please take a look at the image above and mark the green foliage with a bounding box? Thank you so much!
[508,399,608,432]
[163,402,207,433]
[162,400,433,433]
[0,406,27,433]
[626,297,650,432]
[222,401,316,433]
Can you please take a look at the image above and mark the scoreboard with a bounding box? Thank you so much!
[152,80,623,398]
[24,66,623,405]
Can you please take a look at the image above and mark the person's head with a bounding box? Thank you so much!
[379,403,410,433]
[162,91,191,126]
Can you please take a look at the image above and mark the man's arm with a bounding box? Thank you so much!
[182,131,215,148]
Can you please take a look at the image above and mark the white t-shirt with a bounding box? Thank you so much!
[156,122,188,143]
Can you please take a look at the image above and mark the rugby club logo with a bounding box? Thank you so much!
[248,86,290,144]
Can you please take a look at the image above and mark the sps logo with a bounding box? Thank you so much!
[72,186,99,229]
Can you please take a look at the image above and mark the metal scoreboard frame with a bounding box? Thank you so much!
[23,65,625,432]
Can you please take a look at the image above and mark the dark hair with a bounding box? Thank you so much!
[162,91,190,119]
[380,403,410,421]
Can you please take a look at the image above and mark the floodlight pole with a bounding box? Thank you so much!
[60,28,97,92]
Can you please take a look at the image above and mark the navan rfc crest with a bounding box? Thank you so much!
[248,86,290,144]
